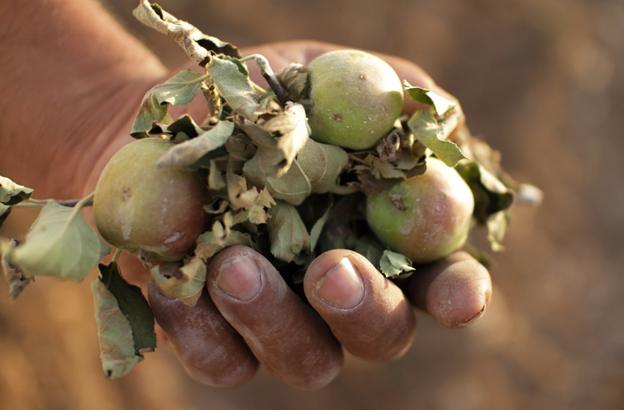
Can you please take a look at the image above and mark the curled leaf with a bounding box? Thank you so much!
[195,221,254,260]
[0,175,33,205]
[207,56,261,121]
[157,121,234,168]
[486,211,509,252]
[131,94,168,137]
[267,201,310,263]
[151,257,206,306]
[264,102,310,175]
[1,239,32,299]
[404,82,456,116]
[455,159,514,223]
[151,70,204,106]
[277,63,309,101]
[10,202,109,281]
[91,262,156,379]
[297,139,351,193]
[407,111,465,167]
[379,250,416,279]
[133,1,239,64]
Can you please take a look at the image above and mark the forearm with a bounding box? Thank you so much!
[0,0,167,197]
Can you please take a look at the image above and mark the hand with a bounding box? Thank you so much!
[0,1,490,389]
[136,41,492,389]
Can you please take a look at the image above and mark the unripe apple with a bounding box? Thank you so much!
[307,49,404,150]
[93,138,205,262]
[366,158,474,263]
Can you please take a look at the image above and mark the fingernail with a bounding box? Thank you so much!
[315,257,364,309]
[216,255,262,301]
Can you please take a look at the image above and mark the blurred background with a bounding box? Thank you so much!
[1,0,622,409]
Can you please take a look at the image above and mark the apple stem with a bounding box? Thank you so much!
[241,54,290,106]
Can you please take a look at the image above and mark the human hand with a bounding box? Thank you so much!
[113,41,491,390]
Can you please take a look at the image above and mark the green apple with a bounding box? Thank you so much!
[366,158,474,263]
[93,138,205,261]
[307,49,404,150]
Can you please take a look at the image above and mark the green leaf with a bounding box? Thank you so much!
[151,257,206,306]
[267,201,310,263]
[157,121,235,168]
[407,111,465,167]
[151,70,204,106]
[91,262,156,379]
[297,139,350,193]
[309,200,333,253]
[379,250,416,279]
[10,202,109,281]
[403,82,456,116]
[131,94,168,137]
[0,175,33,205]
[455,159,514,223]
[207,56,261,121]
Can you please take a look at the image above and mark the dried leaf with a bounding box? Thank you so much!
[91,262,156,379]
[0,176,33,205]
[195,221,254,260]
[207,56,261,121]
[0,204,10,228]
[133,1,239,65]
[10,202,109,281]
[267,201,310,263]
[404,82,456,116]
[247,188,276,224]
[244,157,312,206]
[1,239,32,299]
[407,111,465,167]
[379,250,416,279]
[455,159,514,223]
[208,160,226,190]
[157,121,234,168]
[264,102,309,175]
[151,257,206,306]
[277,63,309,101]
[226,160,259,209]
[487,211,509,252]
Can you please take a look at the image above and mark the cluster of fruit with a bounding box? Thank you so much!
[0,1,537,379]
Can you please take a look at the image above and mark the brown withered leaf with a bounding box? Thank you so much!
[195,220,254,260]
[277,63,309,101]
[150,257,206,306]
[1,239,32,299]
[208,160,226,190]
[226,159,259,209]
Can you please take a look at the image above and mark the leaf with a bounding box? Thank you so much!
[131,94,168,137]
[208,160,226,190]
[407,111,465,167]
[1,239,32,299]
[309,200,333,252]
[486,211,509,252]
[379,250,416,279]
[91,262,156,379]
[151,257,206,306]
[404,82,456,116]
[10,202,109,281]
[157,121,235,168]
[244,157,312,206]
[207,56,261,121]
[195,221,254,260]
[264,102,310,175]
[133,1,239,65]
[247,188,276,224]
[297,139,350,193]
[226,159,259,209]
[267,201,310,263]
[455,159,514,223]
[277,63,309,101]
[0,175,33,205]
[151,70,204,106]
[0,204,10,228]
